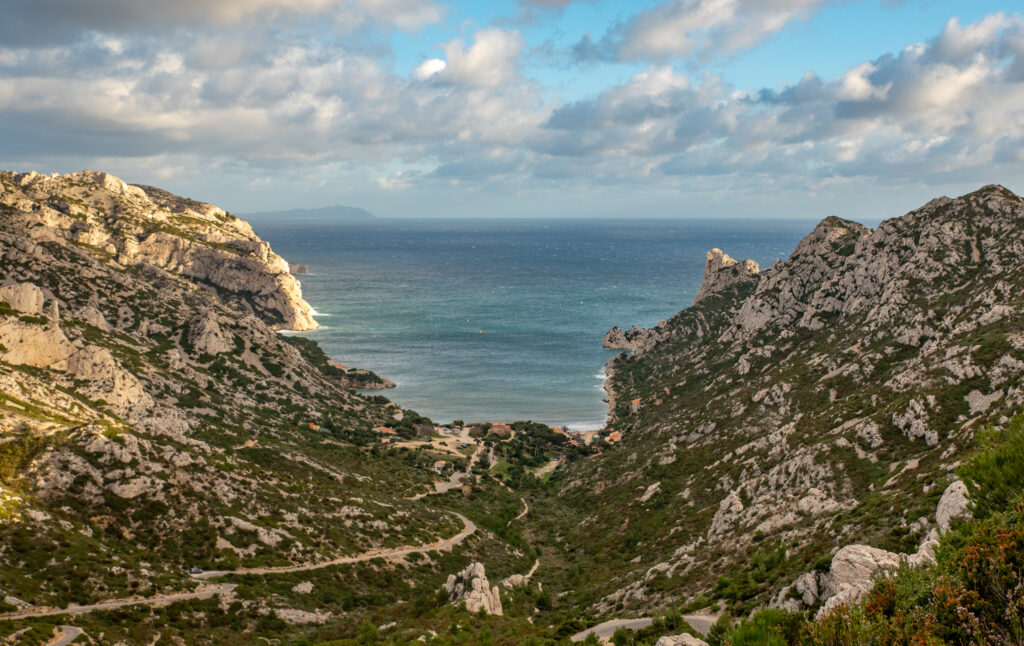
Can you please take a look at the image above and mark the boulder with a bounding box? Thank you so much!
[188,311,234,355]
[289,263,310,275]
[76,305,111,331]
[0,282,45,314]
[655,635,709,646]
[816,544,901,618]
[936,480,971,532]
[0,319,74,367]
[444,562,503,615]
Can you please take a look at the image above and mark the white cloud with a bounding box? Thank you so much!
[575,0,831,64]
[0,12,1023,198]
[438,29,525,87]
[412,58,446,80]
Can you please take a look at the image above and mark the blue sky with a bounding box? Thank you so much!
[0,0,1022,220]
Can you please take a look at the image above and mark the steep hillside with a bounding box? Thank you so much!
[540,185,1024,618]
[0,171,536,644]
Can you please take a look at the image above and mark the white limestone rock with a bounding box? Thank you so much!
[444,562,503,615]
[656,635,709,646]
[76,305,111,331]
[188,311,234,355]
[292,581,314,594]
[893,399,938,446]
[935,480,971,532]
[693,249,760,305]
[0,282,45,314]
[0,318,74,367]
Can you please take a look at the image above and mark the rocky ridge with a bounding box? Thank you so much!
[548,185,1024,617]
[1,170,318,331]
[0,170,492,624]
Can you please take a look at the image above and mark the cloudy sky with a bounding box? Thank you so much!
[1,0,1021,218]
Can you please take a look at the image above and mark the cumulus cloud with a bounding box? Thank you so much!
[0,12,1023,197]
[573,0,830,64]
[0,0,441,46]
[412,58,446,80]
[552,13,1024,185]
[436,29,526,87]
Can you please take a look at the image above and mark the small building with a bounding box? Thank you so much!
[490,422,512,438]
[334,362,346,370]
[629,397,643,415]
[373,426,396,435]
[308,422,320,431]
[607,431,622,444]
[414,423,434,437]
[433,460,447,472]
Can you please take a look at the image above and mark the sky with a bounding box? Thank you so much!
[1,0,1022,219]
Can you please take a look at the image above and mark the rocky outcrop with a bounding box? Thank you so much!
[936,480,971,531]
[444,562,503,615]
[188,311,234,356]
[0,282,46,315]
[656,635,709,646]
[817,544,902,616]
[602,323,668,356]
[579,185,1024,617]
[775,479,973,616]
[0,319,74,368]
[0,170,318,331]
[67,345,154,415]
[693,249,759,305]
[289,264,310,275]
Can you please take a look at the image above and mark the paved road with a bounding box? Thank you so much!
[195,512,475,579]
[1,585,237,621]
[570,614,717,643]
[46,625,84,646]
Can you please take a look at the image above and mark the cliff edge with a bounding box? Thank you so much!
[0,170,318,331]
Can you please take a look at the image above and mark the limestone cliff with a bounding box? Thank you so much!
[551,184,1024,617]
[0,171,487,625]
[693,248,759,305]
[0,170,318,331]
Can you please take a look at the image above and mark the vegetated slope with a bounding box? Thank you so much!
[0,170,482,620]
[542,185,1024,617]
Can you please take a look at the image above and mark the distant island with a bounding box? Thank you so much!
[241,204,375,221]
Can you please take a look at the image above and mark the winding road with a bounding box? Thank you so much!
[0,584,237,621]
[194,512,475,579]
[1,512,476,621]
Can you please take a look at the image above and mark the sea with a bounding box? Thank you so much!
[250,218,815,429]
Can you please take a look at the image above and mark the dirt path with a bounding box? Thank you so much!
[534,457,562,478]
[2,512,476,621]
[508,497,528,526]
[195,512,475,579]
[0,585,237,621]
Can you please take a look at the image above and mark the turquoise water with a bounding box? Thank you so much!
[251,218,812,428]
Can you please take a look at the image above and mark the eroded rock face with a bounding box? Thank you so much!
[655,635,709,646]
[936,480,971,532]
[693,249,760,305]
[0,282,46,314]
[0,319,74,367]
[1,170,318,332]
[188,311,234,355]
[444,562,503,615]
[67,345,154,416]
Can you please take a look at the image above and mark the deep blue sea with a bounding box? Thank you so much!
[251,218,813,429]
